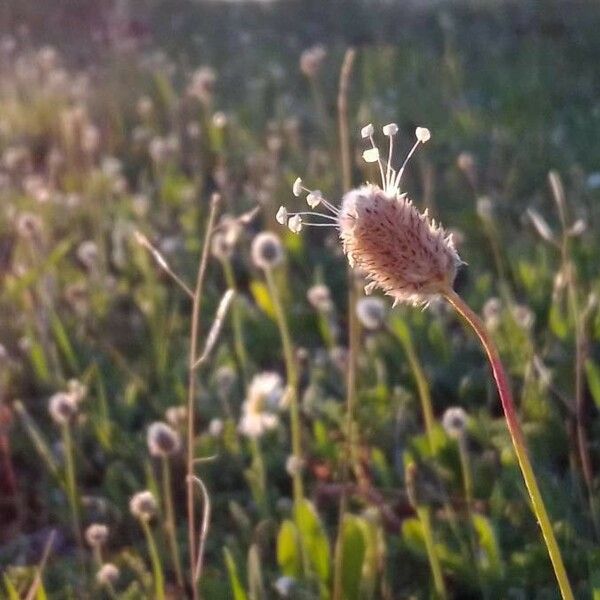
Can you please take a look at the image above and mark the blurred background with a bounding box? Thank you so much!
[2,0,600,598]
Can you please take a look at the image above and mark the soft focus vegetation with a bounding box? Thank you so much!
[2,1,600,598]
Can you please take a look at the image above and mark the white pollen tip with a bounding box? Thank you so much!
[383,123,398,136]
[362,148,380,163]
[361,124,374,139]
[276,206,288,225]
[306,190,322,209]
[415,127,431,143]
[288,214,303,233]
[292,177,303,197]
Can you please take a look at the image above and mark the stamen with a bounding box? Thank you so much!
[383,123,399,193]
[368,134,386,189]
[392,139,421,191]
[287,211,338,221]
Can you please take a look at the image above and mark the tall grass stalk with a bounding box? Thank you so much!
[186,193,220,598]
[332,47,357,600]
[263,266,303,506]
[161,456,184,588]
[141,519,166,600]
[443,287,574,600]
[416,505,447,600]
[548,171,598,537]
[61,423,83,556]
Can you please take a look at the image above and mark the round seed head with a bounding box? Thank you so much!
[96,563,120,587]
[356,297,387,330]
[209,418,224,437]
[147,421,181,457]
[48,392,78,425]
[442,407,468,438]
[251,232,284,269]
[129,490,157,521]
[285,455,305,477]
[165,405,187,428]
[85,523,109,548]
[339,184,461,306]
[307,284,333,312]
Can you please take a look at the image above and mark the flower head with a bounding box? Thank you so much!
[85,523,109,548]
[442,407,468,438]
[147,421,181,457]
[48,391,79,425]
[129,490,158,521]
[96,563,120,587]
[278,126,461,306]
[356,297,387,330]
[251,232,284,270]
[238,372,284,439]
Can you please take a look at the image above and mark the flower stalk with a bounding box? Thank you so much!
[443,287,574,600]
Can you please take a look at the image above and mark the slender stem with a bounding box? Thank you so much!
[249,437,268,516]
[61,424,83,556]
[186,194,220,600]
[221,257,249,385]
[390,327,436,453]
[416,506,447,600]
[333,48,357,600]
[162,457,184,588]
[458,435,473,516]
[443,287,574,600]
[141,519,165,600]
[264,267,303,505]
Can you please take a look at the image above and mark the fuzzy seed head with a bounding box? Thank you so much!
[48,391,78,425]
[251,232,284,270]
[356,297,387,330]
[129,490,157,521]
[442,407,468,438]
[96,563,120,586]
[339,185,461,306]
[85,523,109,547]
[147,421,181,457]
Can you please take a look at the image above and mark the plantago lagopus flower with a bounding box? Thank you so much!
[278,125,461,306]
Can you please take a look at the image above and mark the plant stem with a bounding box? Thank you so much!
[162,457,184,588]
[61,423,83,555]
[390,326,436,453]
[187,193,220,599]
[333,47,357,600]
[443,287,574,600]
[221,257,249,385]
[141,519,165,600]
[416,506,447,600]
[264,267,303,506]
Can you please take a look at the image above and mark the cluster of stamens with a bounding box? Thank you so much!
[276,123,431,233]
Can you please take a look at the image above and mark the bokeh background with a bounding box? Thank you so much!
[2,0,600,598]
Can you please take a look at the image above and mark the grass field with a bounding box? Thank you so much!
[1,1,600,598]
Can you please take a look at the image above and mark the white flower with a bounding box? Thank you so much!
[147,422,181,457]
[48,392,78,425]
[129,490,157,520]
[85,523,109,547]
[238,372,284,439]
[96,563,120,586]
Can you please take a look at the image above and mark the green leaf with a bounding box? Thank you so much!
[50,312,79,373]
[224,547,248,600]
[295,499,331,583]
[249,281,276,320]
[472,514,503,576]
[341,516,366,600]
[549,303,569,339]
[277,520,301,577]
[3,575,20,600]
[401,517,425,555]
[585,360,600,410]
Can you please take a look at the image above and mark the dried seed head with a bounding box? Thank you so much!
[48,391,78,425]
[165,405,187,428]
[129,490,157,521]
[96,563,120,587]
[147,421,181,457]
[339,185,461,306]
[442,406,468,438]
[85,523,109,548]
[356,297,387,330]
[251,232,284,269]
